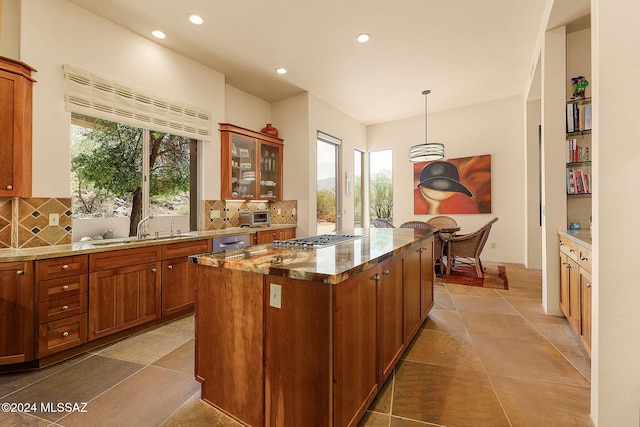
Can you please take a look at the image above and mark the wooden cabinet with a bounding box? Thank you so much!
[254,227,296,244]
[220,123,284,200]
[89,247,161,340]
[0,261,35,364]
[161,239,211,317]
[404,236,435,343]
[558,233,592,354]
[0,56,35,197]
[36,255,89,357]
[377,256,404,384]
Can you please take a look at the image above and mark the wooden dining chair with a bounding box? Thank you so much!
[399,221,437,231]
[446,217,498,277]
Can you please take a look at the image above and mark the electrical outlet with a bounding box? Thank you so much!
[490,242,496,249]
[292,208,296,215]
[277,209,282,215]
[210,210,220,219]
[269,283,282,309]
[49,213,60,226]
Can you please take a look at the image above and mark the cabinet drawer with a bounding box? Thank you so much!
[37,255,88,280]
[161,239,212,259]
[39,274,88,302]
[38,314,88,357]
[90,246,160,271]
[579,247,592,272]
[559,237,578,262]
[39,294,87,323]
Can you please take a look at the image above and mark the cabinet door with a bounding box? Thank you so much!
[277,227,296,241]
[580,268,592,355]
[0,261,35,364]
[420,237,434,321]
[559,253,570,317]
[89,262,160,340]
[404,243,422,343]
[162,257,196,316]
[0,67,32,197]
[334,270,378,427]
[378,257,404,383]
[258,141,282,199]
[565,257,581,334]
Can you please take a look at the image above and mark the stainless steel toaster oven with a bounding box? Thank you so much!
[239,209,271,227]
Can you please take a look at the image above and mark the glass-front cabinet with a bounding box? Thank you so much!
[220,123,284,200]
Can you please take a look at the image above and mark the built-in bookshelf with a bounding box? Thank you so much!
[566,97,592,196]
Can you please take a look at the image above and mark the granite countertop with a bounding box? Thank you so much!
[0,224,296,262]
[190,228,434,284]
[558,229,592,249]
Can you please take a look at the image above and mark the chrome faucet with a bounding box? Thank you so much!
[137,215,154,239]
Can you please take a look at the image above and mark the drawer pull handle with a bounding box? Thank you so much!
[62,285,69,290]
[62,305,69,311]
[383,269,390,275]
[586,283,592,288]
[168,265,173,270]
[62,264,69,270]
[6,185,13,190]
[151,268,157,273]
[62,331,69,337]
[569,249,575,253]
[372,274,380,282]
[16,270,24,275]
[581,256,589,261]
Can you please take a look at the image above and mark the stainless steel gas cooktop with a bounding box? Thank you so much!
[272,234,364,249]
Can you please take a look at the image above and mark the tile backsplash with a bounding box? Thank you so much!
[203,200,297,231]
[0,198,12,249]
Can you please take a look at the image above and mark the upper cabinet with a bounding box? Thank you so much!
[0,56,36,198]
[220,123,284,201]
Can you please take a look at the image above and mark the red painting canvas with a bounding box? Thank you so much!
[413,154,491,214]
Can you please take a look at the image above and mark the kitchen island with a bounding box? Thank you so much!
[190,228,435,427]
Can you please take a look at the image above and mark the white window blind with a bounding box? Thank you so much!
[317,131,342,145]
[63,64,211,141]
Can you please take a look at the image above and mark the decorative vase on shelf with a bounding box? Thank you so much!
[261,123,278,137]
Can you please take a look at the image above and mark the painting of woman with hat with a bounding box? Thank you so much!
[413,155,491,215]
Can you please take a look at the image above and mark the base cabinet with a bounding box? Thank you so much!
[0,261,35,364]
[89,247,161,340]
[558,233,592,354]
[254,227,296,245]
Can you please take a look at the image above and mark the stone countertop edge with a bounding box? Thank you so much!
[190,228,435,285]
[0,224,297,262]
[558,229,592,249]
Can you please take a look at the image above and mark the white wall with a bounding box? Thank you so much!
[591,0,640,424]
[368,96,526,264]
[225,84,272,131]
[19,0,226,200]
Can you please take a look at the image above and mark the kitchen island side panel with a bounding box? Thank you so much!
[195,265,264,427]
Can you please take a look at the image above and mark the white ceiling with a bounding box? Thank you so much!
[67,0,548,125]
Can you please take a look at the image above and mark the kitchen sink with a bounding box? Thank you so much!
[86,233,196,247]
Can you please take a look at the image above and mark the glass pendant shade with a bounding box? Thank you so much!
[409,89,445,162]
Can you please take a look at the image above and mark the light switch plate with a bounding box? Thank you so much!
[210,210,220,219]
[49,213,60,226]
[269,283,282,309]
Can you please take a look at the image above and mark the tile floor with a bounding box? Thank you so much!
[0,263,592,427]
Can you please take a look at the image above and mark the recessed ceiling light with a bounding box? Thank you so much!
[188,14,204,25]
[152,30,166,39]
[276,67,287,75]
[356,33,371,43]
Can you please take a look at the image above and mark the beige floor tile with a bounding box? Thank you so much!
[402,329,484,372]
[460,311,547,342]
[152,339,195,374]
[0,411,51,427]
[471,335,590,386]
[2,355,144,422]
[358,411,390,427]
[446,283,502,297]
[500,294,546,317]
[160,391,242,427]
[433,287,456,310]
[423,308,466,334]
[450,293,520,315]
[490,374,593,427]
[392,360,510,427]
[60,366,199,427]
[368,371,394,414]
[97,325,193,365]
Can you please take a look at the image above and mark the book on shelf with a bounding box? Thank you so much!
[566,99,592,133]
[566,138,590,163]
[566,167,591,195]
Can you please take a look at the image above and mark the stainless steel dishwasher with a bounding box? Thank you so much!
[211,234,251,252]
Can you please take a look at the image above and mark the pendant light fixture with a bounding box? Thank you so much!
[409,90,445,162]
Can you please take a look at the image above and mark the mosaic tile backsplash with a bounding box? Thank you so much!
[0,197,297,248]
[203,200,297,231]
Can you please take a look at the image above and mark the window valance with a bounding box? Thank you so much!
[63,64,211,141]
